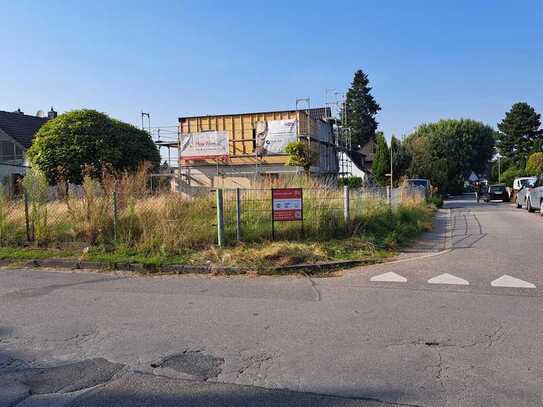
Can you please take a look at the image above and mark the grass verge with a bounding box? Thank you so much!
[0,203,435,273]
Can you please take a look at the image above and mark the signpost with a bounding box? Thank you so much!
[271,188,303,239]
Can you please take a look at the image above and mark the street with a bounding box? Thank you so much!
[1,195,542,406]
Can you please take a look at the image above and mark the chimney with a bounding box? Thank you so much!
[48,107,57,120]
[14,108,24,114]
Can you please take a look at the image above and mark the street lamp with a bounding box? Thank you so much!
[496,153,502,184]
[385,139,393,205]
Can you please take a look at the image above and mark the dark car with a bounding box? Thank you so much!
[481,184,509,202]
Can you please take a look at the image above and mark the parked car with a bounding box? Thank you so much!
[406,179,431,192]
[480,184,509,202]
[512,176,537,203]
[516,178,536,208]
[527,175,543,214]
[513,176,537,191]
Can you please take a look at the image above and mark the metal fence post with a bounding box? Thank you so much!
[387,186,391,207]
[235,188,241,242]
[112,191,118,244]
[343,185,350,229]
[216,189,225,247]
[24,191,31,242]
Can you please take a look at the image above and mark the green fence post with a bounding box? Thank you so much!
[112,191,118,244]
[216,189,225,247]
[235,188,241,242]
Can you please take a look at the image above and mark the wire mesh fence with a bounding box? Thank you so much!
[220,186,425,243]
[0,182,426,250]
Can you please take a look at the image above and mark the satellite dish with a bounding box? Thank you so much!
[36,110,45,118]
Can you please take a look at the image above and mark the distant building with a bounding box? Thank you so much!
[0,108,57,192]
[359,139,377,168]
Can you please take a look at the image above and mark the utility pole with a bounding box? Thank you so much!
[390,138,393,191]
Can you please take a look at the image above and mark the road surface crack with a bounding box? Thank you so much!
[486,324,505,348]
[302,272,321,302]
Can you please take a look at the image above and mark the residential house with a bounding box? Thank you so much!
[0,108,57,192]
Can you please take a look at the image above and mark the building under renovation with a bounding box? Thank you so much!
[173,107,345,188]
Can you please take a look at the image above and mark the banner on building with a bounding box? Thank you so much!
[255,119,297,156]
[179,131,229,161]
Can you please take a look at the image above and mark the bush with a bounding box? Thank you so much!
[500,166,524,186]
[285,141,310,171]
[338,176,364,189]
[426,195,443,208]
[28,109,160,184]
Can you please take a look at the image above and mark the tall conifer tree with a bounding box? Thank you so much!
[342,70,381,150]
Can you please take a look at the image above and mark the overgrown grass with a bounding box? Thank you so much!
[426,195,444,208]
[0,200,434,270]
[0,169,433,270]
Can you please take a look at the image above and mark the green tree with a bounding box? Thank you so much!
[342,69,381,150]
[497,102,541,165]
[489,156,514,183]
[526,152,543,175]
[285,141,311,172]
[372,132,390,186]
[406,119,496,194]
[338,176,364,189]
[500,166,524,187]
[28,110,160,184]
[390,136,411,186]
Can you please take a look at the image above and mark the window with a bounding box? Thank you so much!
[0,141,14,160]
[0,141,22,161]
[15,145,23,159]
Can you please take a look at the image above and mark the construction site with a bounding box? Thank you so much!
[154,101,367,191]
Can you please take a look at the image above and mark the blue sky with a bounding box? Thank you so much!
[2,0,542,145]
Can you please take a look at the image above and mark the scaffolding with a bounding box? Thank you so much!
[149,101,348,189]
[325,91,353,178]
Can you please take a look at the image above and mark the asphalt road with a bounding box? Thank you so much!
[1,195,542,406]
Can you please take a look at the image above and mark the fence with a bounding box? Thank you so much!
[0,184,425,250]
[218,186,425,245]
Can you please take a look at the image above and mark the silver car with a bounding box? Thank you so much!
[516,178,536,208]
[527,175,543,213]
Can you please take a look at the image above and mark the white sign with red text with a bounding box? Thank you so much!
[180,131,229,160]
[272,188,303,221]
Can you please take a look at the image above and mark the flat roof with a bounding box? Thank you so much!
[178,107,331,122]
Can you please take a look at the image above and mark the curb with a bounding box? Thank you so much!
[1,257,384,276]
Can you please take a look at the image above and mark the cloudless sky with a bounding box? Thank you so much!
[2,0,542,144]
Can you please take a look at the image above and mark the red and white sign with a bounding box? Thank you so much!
[272,188,303,221]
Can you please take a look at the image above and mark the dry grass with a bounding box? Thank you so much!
[0,166,431,266]
[200,242,329,269]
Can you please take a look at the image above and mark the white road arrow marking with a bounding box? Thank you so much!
[428,273,469,285]
[491,275,536,289]
[370,272,407,283]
